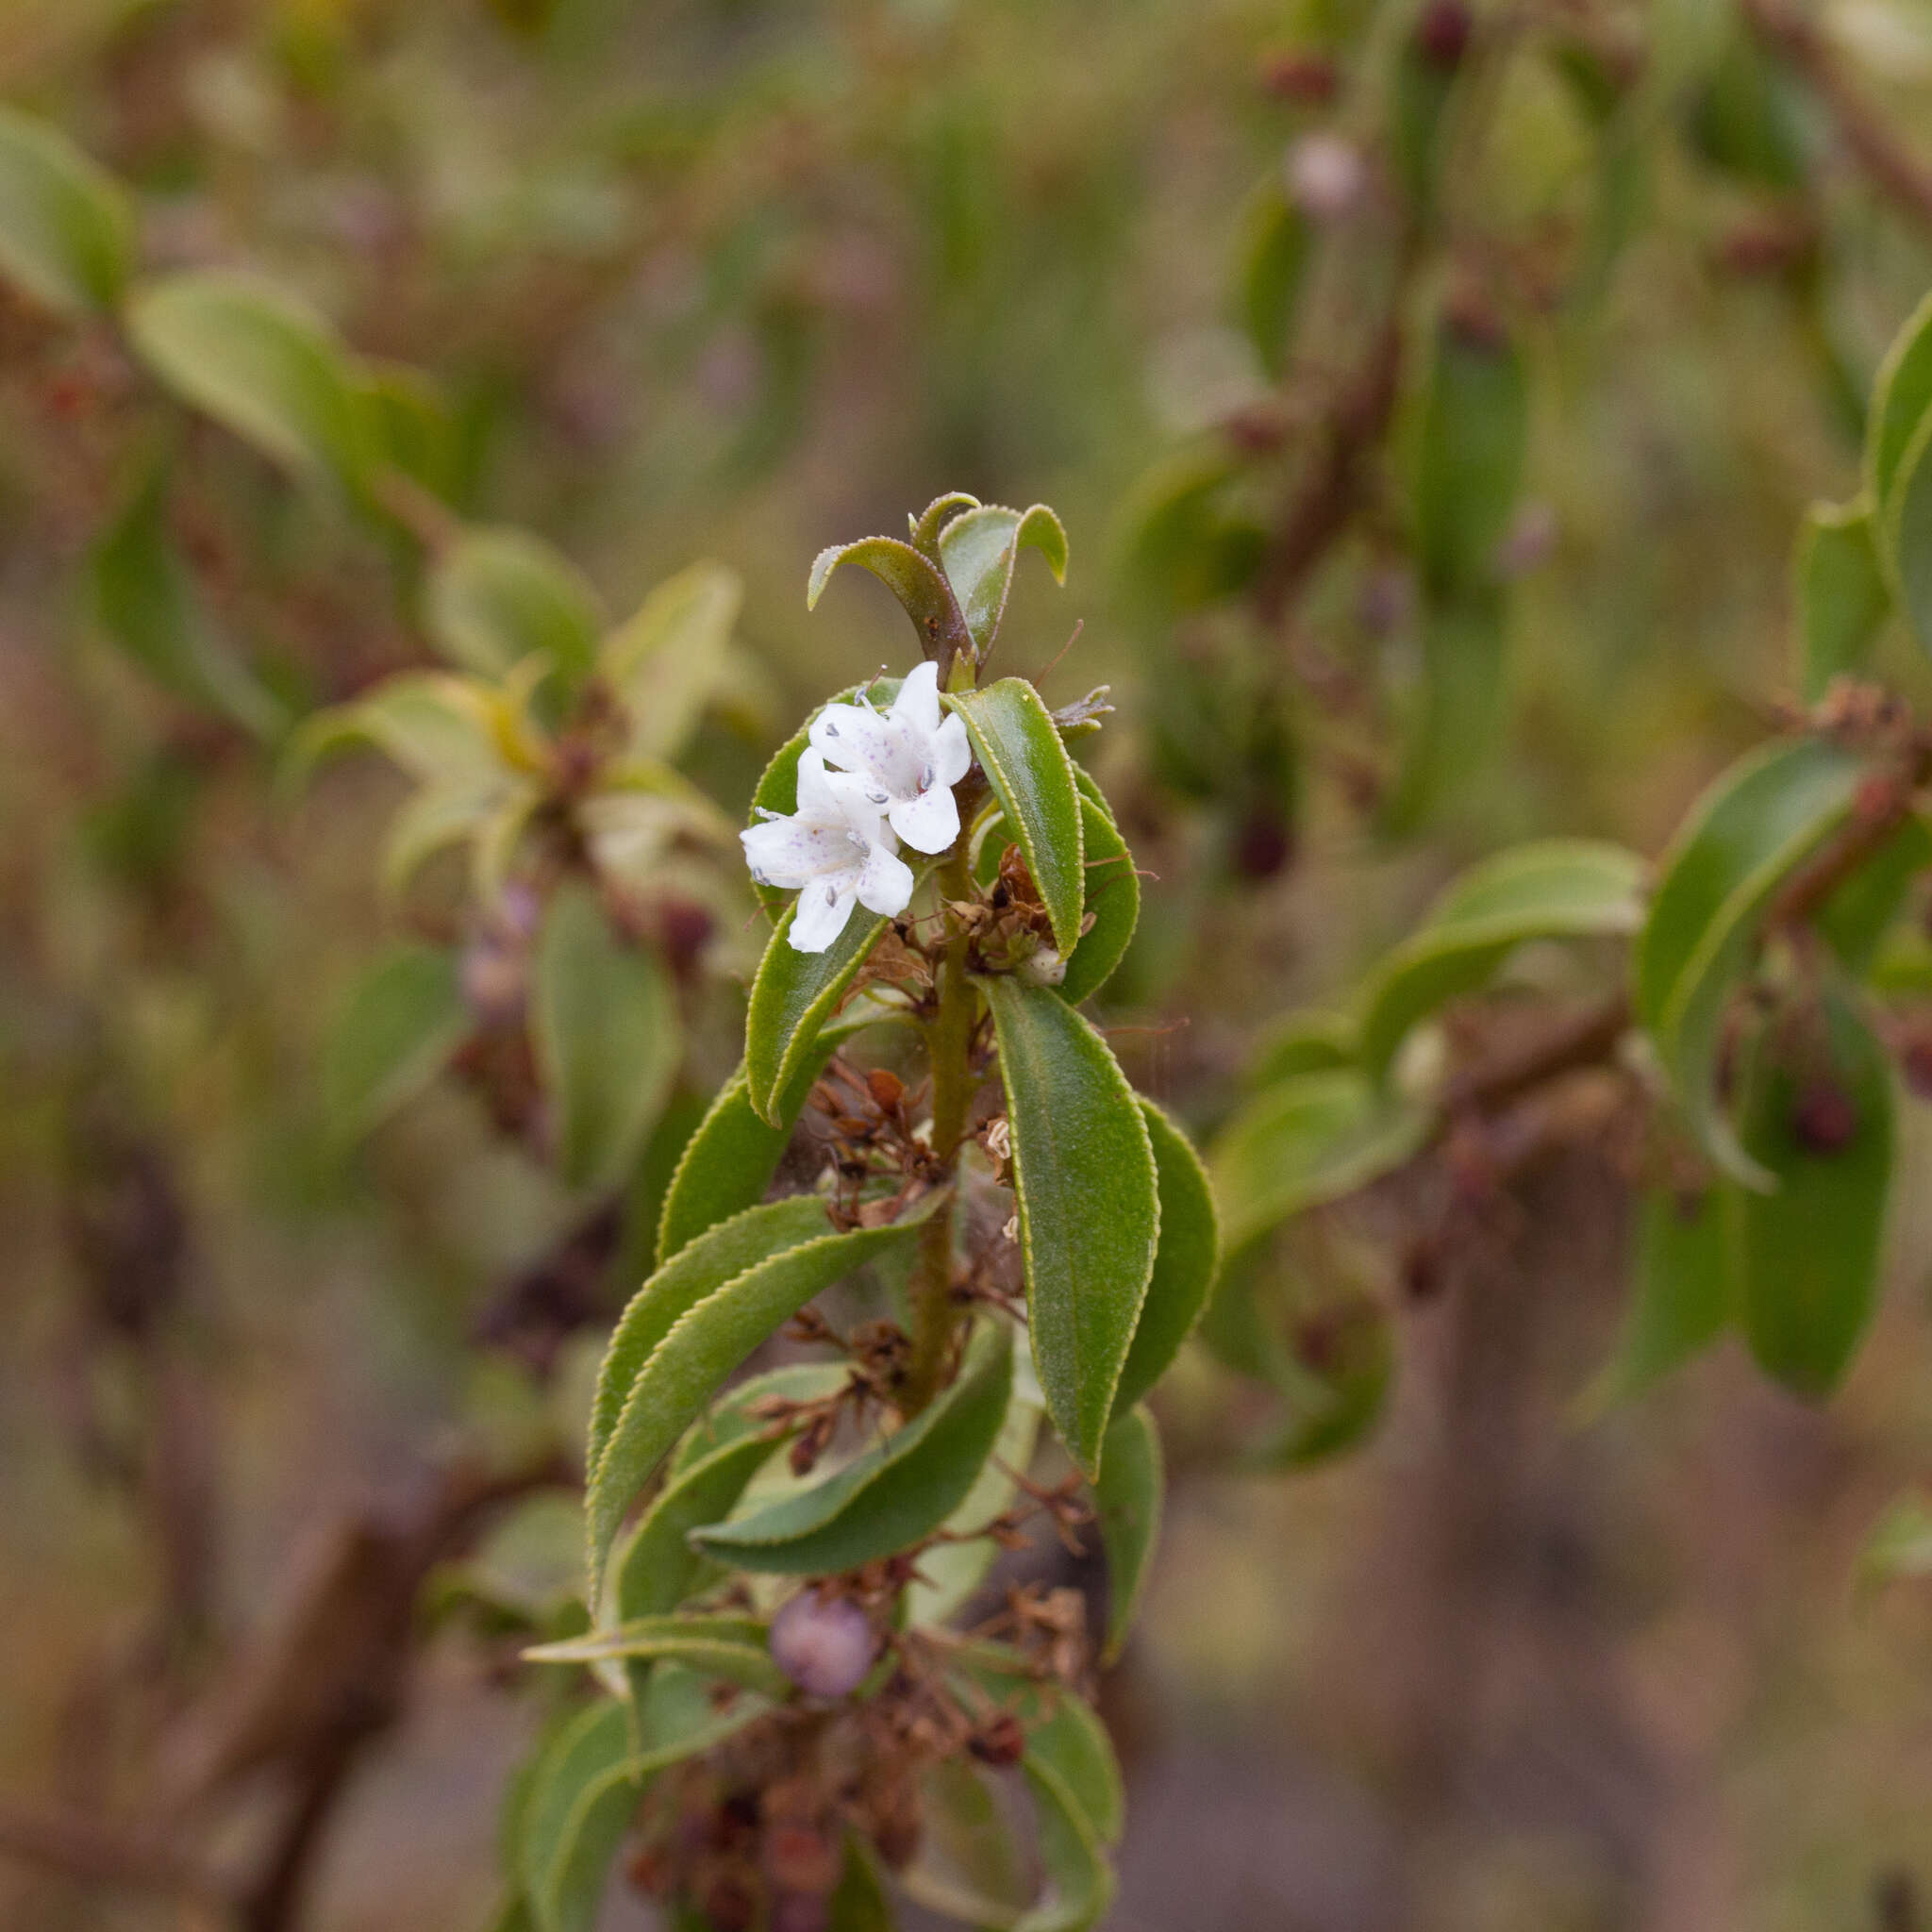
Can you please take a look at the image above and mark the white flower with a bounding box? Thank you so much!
[741,750,915,952]
[807,660,973,855]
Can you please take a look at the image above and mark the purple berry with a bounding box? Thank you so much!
[768,1591,876,1698]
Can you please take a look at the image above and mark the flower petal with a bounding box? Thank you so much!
[790,874,860,952]
[889,782,960,856]
[856,843,916,918]
[889,660,942,736]
[741,815,845,889]
[931,710,972,788]
[793,749,839,816]
[808,704,920,801]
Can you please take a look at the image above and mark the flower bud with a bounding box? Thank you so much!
[1285,134,1366,221]
[769,1591,877,1698]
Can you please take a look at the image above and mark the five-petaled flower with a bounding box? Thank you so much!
[741,749,915,953]
[808,661,972,856]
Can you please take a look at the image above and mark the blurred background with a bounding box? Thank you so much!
[4,0,1932,1927]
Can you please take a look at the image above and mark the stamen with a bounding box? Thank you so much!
[823,721,840,738]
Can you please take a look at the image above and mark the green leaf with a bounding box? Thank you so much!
[532,884,680,1192]
[1247,1296,1393,1470]
[1112,1101,1219,1416]
[937,503,1069,662]
[1865,287,1932,508]
[597,560,742,761]
[1025,1694,1124,1849]
[1857,1493,1932,1592]
[515,1702,636,1932]
[694,1324,1012,1574]
[905,1369,1043,1628]
[1731,989,1894,1399]
[356,359,457,499]
[1236,184,1309,380]
[1794,500,1889,702]
[1882,401,1932,653]
[743,901,891,1126]
[668,1361,852,1480]
[610,1432,781,1624]
[1247,1010,1357,1089]
[1211,1069,1430,1255]
[525,1614,791,1697]
[378,778,505,904]
[1582,1188,1730,1411]
[1634,736,1867,1188]
[591,1198,831,1482]
[0,106,132,314]
[285,672,504,791]
[322,943,469,1147]
[586,1194,942,1595]
[1817,813,1932,975]
[91,464,288,739]
[1382,591,1509,832]
[949,680,1086,955]
[125,271,371,488]
[1412,317,1527,601]
[1017,1754,1114,1932]
[1091,1406,1162,1665]
[982,975,1159,1476]
[828,1835,895,1931]
[1357,840,1646,1081]
[425,526,606,683]
[910,491,981,558]
[1058,795,1139,1007]
[807,534,973,675]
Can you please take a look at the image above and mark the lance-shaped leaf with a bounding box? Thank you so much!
[1865,287,1932,509]
[1247,1009,1357,1089]
[1817,813,1932,974]
[910,491,981,558]
[828,1835,895,1931]
[1091,1406,1162,1665]
[1411,315,1527,600]
[1236,183,1310,379]
[744,902,891,1125]
[1857,1494,1932,1593]
[693,1325,1012,1574]
[669,1362,851,1479]
[1357,839,1646,1081]
[285,672,505,792]
[807,534,973,675]
[937,503,1069,661]
[974,794,1138,1007]
[1579,1187,1729,1414]
[1383,591,1509,833]
[514,1701,635,1932]
[1731,989,1894,1399]
[516,1672,773,1932]
[586,1194,942,1593]
[906,1366,1043,1628]
[526,1615,791,1697]
[425,526,606,683]
[125,271,371,488]
[982,975,1158,1476]
[92,464,287,740]
[609,1431,784,1626]
[322,942,469,1148]
[0,106,132,314]
[658,1008,898,1263]
[949,680,1086,955]
[532,884,680,1192]
[1025,1694,1124,1850]
[598,561,742,761]
[1634,736,1867,1189]
[1212,1068,1430,1256]
[1884,404,1932,653]
[1017,1754,1114,1932]
[1112,1101,1219,1416]
[1794,500,1889,702]
[377,778,508,906]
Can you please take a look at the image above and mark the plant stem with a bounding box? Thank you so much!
[904,849,976,1413]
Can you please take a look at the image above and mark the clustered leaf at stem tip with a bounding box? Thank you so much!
[741,661,973,953]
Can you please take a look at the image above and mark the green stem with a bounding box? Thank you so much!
[904,848,976,1413]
